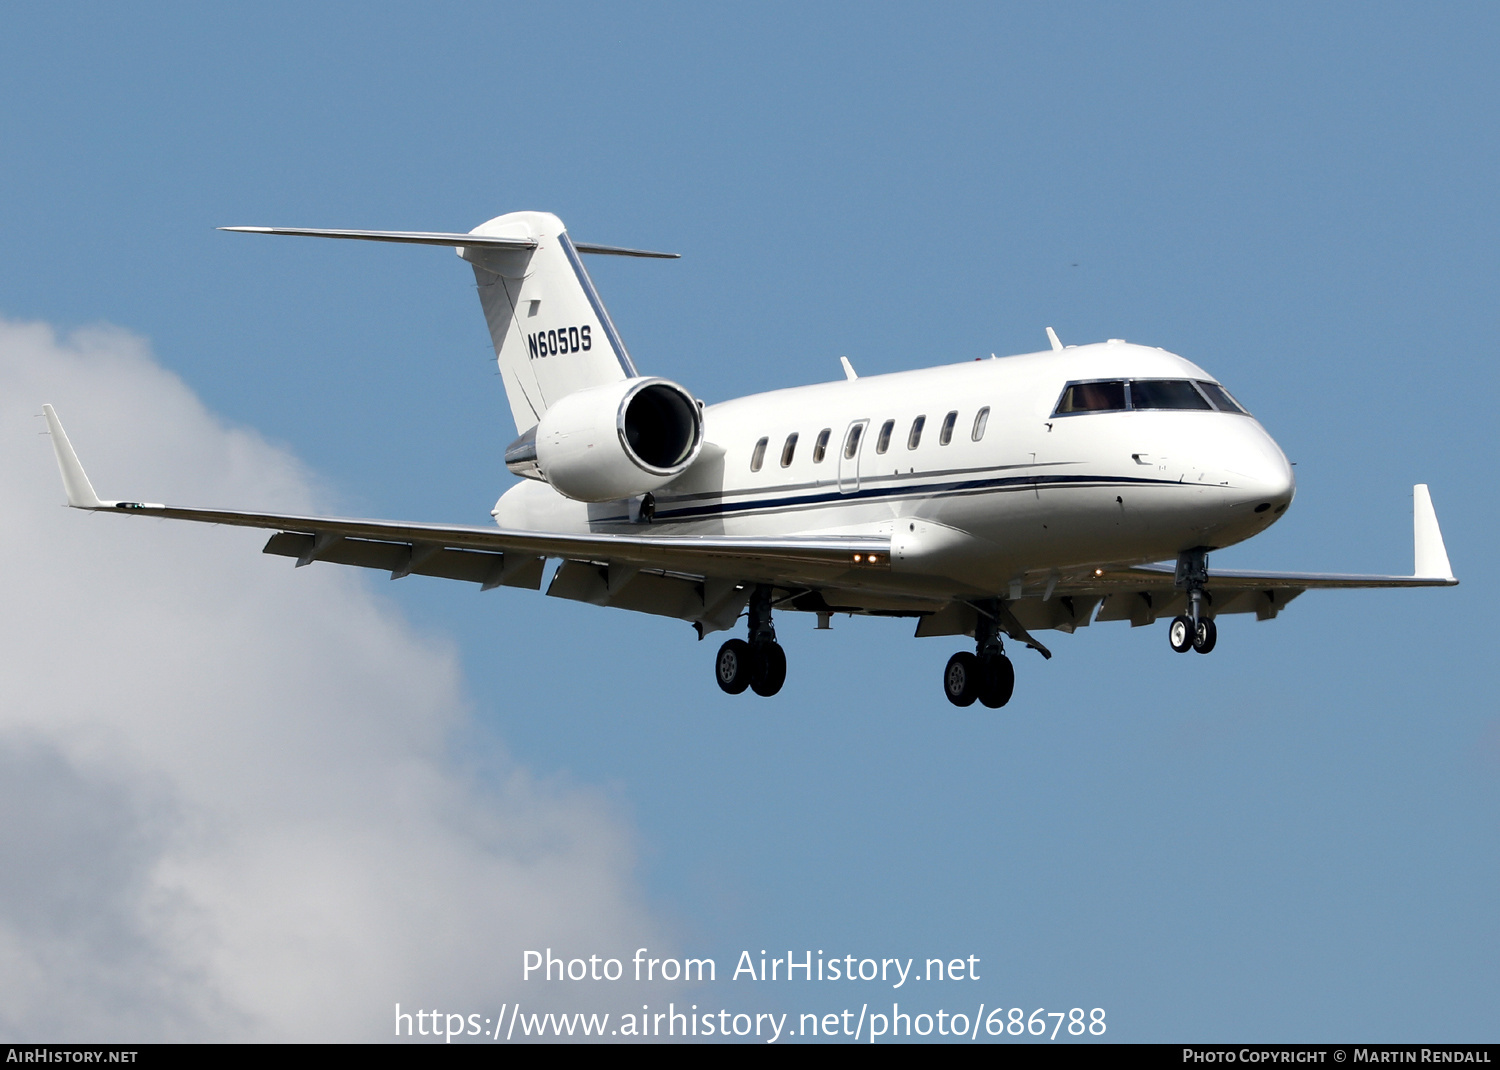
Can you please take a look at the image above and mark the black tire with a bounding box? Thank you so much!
[716,638,752,694]
[750,641,787,697]
[978,654,1015,708]
[1169,614,1194,653]
[944,651,979,707]
[1192,616,1217,654]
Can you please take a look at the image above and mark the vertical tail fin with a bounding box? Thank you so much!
[461,211,642,433]
[220,213,676,436]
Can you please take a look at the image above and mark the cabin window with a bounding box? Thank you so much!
[972,406,990,441]
[1196,381,1250,415]
[780,432,798,467]
[875,419,895,454]
[843,423,864,459]
[908,415,925,449]
[939,410,958,445]
[1055,381,1127,414]
[1129,380,1212,411]
[750,436,768,472]
[813,427,832,463]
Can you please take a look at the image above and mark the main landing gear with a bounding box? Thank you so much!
[944,602,1015,708]
[715,585,787,697]
[1168,547,1217,654]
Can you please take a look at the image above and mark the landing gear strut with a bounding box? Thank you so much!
[715,585,787,697]
[1169,547,1217,654]
[943,600,1015,708]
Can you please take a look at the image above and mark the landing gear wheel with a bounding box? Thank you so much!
[944,651,980,707]
[1169,614,1194,653]
[749,641,787,697]
[1192,616,1217,654]
[978,654,1015,709]
[715,639,752,694]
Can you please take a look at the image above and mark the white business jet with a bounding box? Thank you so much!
[43,211,1457,707]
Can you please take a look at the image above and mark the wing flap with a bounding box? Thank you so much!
[261,534,546,590]
[544,561,714,622]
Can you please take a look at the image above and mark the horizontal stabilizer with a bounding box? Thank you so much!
[219,227,678,257]
[570,242,679,259]
[218,226,538,249]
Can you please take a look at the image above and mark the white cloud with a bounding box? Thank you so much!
[0,319,666,1041]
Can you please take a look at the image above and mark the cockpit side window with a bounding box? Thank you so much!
[1129,380,1212,411]
[1054,381,1126,415]
[1196,381,1250,415]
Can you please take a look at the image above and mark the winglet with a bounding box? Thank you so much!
[1413,484,1454,580]
[42,404,108,509]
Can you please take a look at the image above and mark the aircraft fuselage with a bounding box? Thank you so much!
[495,340,1296,606]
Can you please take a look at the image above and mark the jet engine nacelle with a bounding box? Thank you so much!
[533,377,704,503]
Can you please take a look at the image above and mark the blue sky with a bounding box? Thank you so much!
[1,2,1496,1041]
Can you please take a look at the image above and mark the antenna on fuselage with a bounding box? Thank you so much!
[1046,327,1064,352]
[840,356,858,380]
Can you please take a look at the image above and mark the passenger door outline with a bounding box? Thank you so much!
[838,419,868,494]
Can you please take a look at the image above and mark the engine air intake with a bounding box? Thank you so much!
[623,382,700,472]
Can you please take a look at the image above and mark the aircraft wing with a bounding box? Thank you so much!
[43,406,887,634]
[978,485,1456,635]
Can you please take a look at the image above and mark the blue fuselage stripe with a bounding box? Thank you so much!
[603,472,1205,525]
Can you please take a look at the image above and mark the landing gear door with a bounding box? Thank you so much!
[838,419,868,494]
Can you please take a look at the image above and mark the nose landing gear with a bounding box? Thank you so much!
[715,585,787,697]
[943,601,1015,708]
[1169,547,1218,654]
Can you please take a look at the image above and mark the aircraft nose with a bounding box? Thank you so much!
[1225,423,1295,513]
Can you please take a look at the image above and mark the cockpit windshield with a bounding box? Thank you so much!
[1052,379,1251,417]
[1130,379,1211,410]
[1194,381,1249,414]
[1055,381,1127,413]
